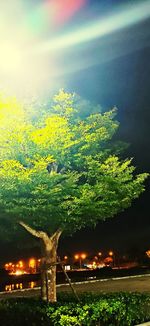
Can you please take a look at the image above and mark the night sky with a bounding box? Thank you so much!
[0,0,150,262]
[60,0,150,255]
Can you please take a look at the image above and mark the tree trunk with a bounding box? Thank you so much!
[41,236,58,302]
[41,269,47,301]
[19,221,62,302]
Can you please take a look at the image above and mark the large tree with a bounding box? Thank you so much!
[0,90,148,302]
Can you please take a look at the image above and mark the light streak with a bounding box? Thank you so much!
[34,0,150,53]
[0,0,149,97]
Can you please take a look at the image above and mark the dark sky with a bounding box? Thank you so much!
[0,0,150,263]
[59,0,150,256]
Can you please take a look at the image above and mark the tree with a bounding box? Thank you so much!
[0,90,148,302]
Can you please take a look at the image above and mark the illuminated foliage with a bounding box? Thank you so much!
[0,90,148,235]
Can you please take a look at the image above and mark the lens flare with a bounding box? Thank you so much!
[0,42,22,74]
[50,0,86,25]
[0,0,149,97]
[35,0,150,53]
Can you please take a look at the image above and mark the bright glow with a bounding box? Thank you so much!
[18,260,24,268]
[14,270,23,276]
[5,285,12,292]
[146,250,150,258]
[9,270,26,275]
[0,0,149,97]
[109,251,114,256]
[0,1,58,97]
[74,253,86,259]
[29,281,36,288]
[29,258,36,269]
[35,1,150,53]
[0,43,23,74]
[81,253,86,259]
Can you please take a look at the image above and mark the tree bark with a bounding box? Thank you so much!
[19,221,62,302]
[40,231,61,303]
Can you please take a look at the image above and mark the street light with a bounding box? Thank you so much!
[108,251,115,267]
[98,252,102,257]
[81,253,86,260]
[74,253,87,269]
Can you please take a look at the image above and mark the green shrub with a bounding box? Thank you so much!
[0,292,150,326]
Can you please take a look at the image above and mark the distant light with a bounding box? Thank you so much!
[18,260,24,268]
[16,283,23,289]
[64,255,68,260]
[64,265,71,271]
[14,270,23,276]
[81,253,86,260]
[146,250,150,258]
[29,281,36,288]
[109,251,114,256]
[92,261,97,269]
[5,285,12,291]
[29,258,36,269]
[74,254,79,260]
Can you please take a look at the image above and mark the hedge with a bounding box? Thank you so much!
[0,292,150,325]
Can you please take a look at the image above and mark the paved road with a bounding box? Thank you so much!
[0,274,150,300]
[58,274,150,294]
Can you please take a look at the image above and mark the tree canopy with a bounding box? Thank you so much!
[0,90,148,237]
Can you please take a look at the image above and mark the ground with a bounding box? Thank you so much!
[0,274,150,300]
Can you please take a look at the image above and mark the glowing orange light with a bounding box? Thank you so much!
[14,270,23,276]
[81,253,86,259]
[29,258,36,269]
[5,285,12,291]
[18,260,23,268]
[30,281,36,288]
[74,254,79,260]
[64,256,68,260]
[109,251,113,256]
[146,250,150,258]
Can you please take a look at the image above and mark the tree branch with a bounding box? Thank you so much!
[19,222,62,249]
[19,221,46,239]
[51,228,62,244]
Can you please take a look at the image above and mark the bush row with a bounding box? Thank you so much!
[0,292,150,326]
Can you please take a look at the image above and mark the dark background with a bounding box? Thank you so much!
[60,0,150,256]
